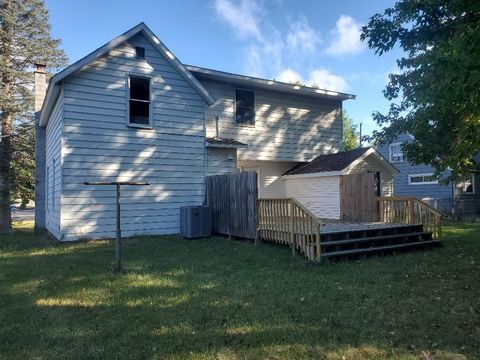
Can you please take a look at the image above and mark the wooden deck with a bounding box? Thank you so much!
[318,222,419,234]
[257,198,443,261]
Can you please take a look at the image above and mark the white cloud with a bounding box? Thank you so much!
[286,16,321,53]
[213,1,350,91]
[308,68,348,92]
[213,0,264,40]
[326,15,364,56]
[276,68,303,83]
[245,30,283,77]
[275,67,348,92]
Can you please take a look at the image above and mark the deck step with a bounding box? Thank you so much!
[321,239,440,258]
[321,223,424,234]
[321,232,432,247]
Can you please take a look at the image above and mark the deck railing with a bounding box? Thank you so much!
[376,196,443,238]
[257,198,322,260]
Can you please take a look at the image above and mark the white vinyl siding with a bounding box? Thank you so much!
[285,176,340,219]
[346,154,394,196]
[60,33,206,241]
[45,94,63,238]
[239,160,299,198]
[200,80,342,162]
[206,148,237,176]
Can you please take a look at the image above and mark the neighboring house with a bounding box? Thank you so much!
[377,134,480,215]
[35,23,398,241]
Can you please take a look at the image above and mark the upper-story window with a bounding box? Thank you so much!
[459,174,475,194]
[128,75,151,126]
[389,142,403,163]
[134,46,145,60]
[408,173,438,185]
[235,89,255,126]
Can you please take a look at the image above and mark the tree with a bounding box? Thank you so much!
[342,110,359,151]
[361,0,480,178]
[0,0,67,231]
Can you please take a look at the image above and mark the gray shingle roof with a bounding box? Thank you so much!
[205,137,248,148]
[284,147,372,175]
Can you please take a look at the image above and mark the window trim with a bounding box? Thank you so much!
[126,74,153,129]
[46,165,50,213]
[52,159,56,211]
[460,173,475,194]
[234,88,256,127]
[389,142,403,163]
[408,173,439,185]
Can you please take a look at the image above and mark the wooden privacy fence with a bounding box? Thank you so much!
[205,171,258,239]
[377,196,443,238]
[257,198,322,260]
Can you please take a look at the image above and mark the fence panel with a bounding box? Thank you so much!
[205,171,258,239]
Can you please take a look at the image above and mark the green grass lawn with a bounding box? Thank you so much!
[1,221,479,360]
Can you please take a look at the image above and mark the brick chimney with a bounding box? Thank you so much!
[34,62,47,113]
[34,62,47,233]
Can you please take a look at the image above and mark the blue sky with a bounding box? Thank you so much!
[45,0,401,136]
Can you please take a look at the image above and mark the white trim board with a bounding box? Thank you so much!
[39,22,215,127]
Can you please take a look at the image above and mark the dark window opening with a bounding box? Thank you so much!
[235,89,255,126]
[129,76,150,125]
[135,46,145,60]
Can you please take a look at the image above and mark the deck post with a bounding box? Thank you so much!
[289,200,295,256]
[408,200,414,224]
[316,224,321,260]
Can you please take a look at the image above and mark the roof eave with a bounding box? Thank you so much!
[186,65,356,102]
[205,142,248,149]
[342,148,400,176]
[39,22,215,127]
[282,171,343,179]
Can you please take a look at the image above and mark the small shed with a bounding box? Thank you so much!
[282,147,400,221]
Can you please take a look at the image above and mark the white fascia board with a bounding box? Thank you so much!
[343,148,400,176]
[205,142,248,149]
[39,22,214,126]
[282,171,342,180]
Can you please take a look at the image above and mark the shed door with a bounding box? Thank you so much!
[339,173,378,222]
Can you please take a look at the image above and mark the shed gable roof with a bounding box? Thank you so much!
[284,148,371,175]
[284,147,399,176]
[39,22,215,126]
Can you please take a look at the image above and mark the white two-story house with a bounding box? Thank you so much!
[35,23,397,241]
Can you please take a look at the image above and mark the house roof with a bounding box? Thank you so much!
[205,137,248,149]
[39,22,215,126]
[283,147,399,177]
[186,65,356,102]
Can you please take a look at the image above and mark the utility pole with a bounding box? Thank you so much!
[359,122,363,148]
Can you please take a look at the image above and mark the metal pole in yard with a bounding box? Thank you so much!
[115,183,121,272]
[84,181,149,273]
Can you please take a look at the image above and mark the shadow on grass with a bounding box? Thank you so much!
[1,222,479,359]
